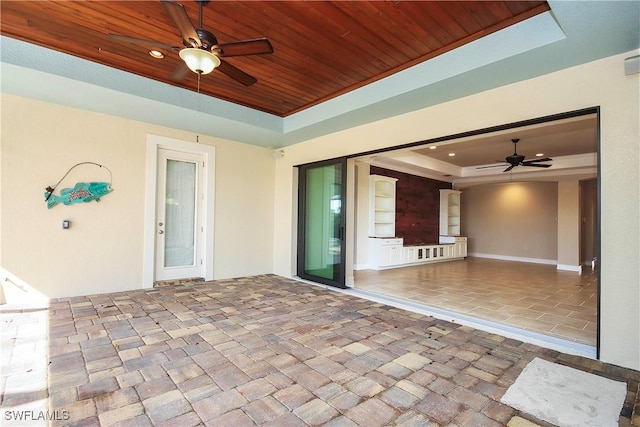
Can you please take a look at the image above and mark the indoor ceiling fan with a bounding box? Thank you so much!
[109,0,273,86]
[478,138,553,172]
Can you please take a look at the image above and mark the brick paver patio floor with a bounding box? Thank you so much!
[2,275,639,426]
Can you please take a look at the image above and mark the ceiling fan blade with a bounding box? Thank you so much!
[214,38,274,57]
[169,62,191,81]
[161,0,202,48]
[523,157,553,163]
[523,163,552,168]
[217,59,257,86]
[503,165,515,172]
[476,163,507,169]
[108,34,180,51]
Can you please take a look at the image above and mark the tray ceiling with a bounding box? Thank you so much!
[361,113,598,185]
[0,1,549,117]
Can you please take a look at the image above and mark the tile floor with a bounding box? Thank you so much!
[1,275,637,427]
[355,258,597,345]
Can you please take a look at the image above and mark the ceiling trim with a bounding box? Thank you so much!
[352,107,599,187]
[348,107,599,161]
[367,153,597,187]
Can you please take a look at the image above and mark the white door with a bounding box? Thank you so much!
[155,149,204,281]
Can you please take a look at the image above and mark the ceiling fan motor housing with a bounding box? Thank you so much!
[506,153,525,165]
[193,28,218,51]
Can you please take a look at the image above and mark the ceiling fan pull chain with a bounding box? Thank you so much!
[196,72,202,144]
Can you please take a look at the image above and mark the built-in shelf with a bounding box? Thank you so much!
[367,181,467,270]
[369,175,397,237]
[440,189,462,237]
[368,237,467,270]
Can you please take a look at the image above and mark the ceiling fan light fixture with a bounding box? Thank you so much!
[179,47,220,74]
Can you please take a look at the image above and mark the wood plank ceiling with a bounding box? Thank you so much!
[1,1,549,117]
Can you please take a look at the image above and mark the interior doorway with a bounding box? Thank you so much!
[580,178,598,268]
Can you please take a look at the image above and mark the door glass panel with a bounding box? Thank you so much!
[164,159,196,267]
[298,160,345,287]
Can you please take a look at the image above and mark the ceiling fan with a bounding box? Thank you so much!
[478,138,553,172]
[109,0,273,86]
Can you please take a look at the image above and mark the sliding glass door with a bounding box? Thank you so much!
[297,158,347,288]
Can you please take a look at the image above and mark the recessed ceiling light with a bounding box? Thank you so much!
[448,153,456,157]
[429,146,437,150]
[149,50,165,59]
[536,153,544,157]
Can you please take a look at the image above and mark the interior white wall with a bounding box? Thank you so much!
[461,182,558,262]
[0,94,275,299]
[272,51,640,371]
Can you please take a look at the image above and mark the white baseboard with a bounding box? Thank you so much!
[557,264,583,273]
[469,253,583,273]
[469,253,557,265]
[353,263,372,271]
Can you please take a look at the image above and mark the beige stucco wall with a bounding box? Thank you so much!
[0,94,275,299]
[273,51,640,370]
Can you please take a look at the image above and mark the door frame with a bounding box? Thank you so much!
[346,106,601,357]
[155,149,204,281]
[143,134,215,287]
[296,157,348,288]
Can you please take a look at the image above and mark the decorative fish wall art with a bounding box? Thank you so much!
[45,182,113,209]
[44,162,114,209]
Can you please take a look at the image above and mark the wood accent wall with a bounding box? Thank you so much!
[370,166,451,245]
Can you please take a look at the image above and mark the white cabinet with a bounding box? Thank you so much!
[369,175,397,237]
[404,246,418,263]
[439,189,461,237]
[369,238,404,268]
[439,236,467,258]
[371,237,466,270]
[454,237,467,258]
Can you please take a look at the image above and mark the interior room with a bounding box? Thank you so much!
[1,1,639,425]
[350,112,599,349]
